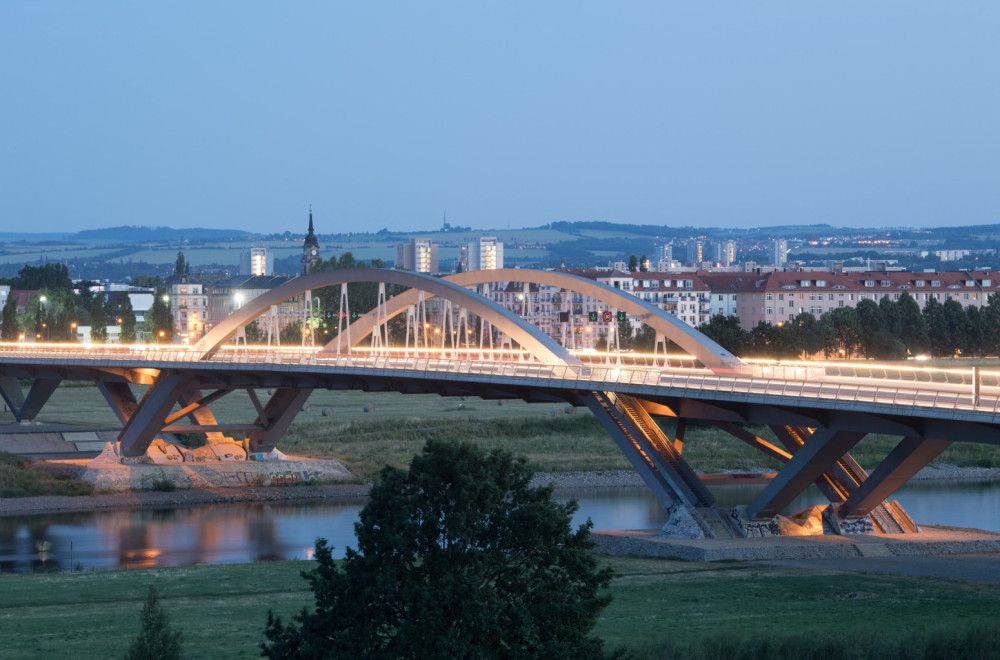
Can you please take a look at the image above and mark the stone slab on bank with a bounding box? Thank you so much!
[592,528,1000,562]
[50,455,356,492]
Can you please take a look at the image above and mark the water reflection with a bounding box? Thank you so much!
[0,479,996,574]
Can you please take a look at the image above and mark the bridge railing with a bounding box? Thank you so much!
[2,342,999,416]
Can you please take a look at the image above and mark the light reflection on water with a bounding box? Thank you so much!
[0,479,996,574]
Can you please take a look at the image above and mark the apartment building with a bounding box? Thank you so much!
[700,270,999,328]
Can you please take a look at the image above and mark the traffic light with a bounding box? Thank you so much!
[602,311,613,323]
[558,311,570,323]
[323,310,335,320]
[617,311,627,322]
[588,311,599,322]
[350,310,359,320]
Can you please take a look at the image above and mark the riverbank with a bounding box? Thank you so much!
[1,464,997,518]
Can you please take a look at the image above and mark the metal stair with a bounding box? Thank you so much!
[609,393,716,507]
[588,392,738,539]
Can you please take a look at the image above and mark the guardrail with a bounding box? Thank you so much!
[1,342,998,416]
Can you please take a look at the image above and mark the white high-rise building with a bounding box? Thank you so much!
[772,239,788,268]
[396,238,439,273]
[462,237,504,271]
[240,247,272,277]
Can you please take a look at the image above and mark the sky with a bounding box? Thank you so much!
[1,2,997,235]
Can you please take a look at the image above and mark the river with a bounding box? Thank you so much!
[1,479,997,574]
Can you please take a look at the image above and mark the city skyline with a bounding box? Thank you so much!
[2,2,997,234]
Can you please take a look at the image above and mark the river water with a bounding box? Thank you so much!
[1,479,997,574]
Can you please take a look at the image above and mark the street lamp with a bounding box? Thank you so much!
[37,295,47,342]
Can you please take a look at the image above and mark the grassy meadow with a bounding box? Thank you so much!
[4,383,1000,483]
[0,556,997,659]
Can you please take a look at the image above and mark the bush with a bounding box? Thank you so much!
[124,586,182,660]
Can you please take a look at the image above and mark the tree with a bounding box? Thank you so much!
[14,263,72,291]
[855,299,885,358]
[175,251,189,275]
[145,289,174,344]
[827,306,862,358]
[639,255,649,272]
[262,440,614,659]
[792,312,831,358]
[124,585,182,660]
[119,294,137,343]
[1,294,17,341]
[90,293,108,344]
[964,306,986,356]
[698,314,748,356]
[627,255,638,272]
[984,292,1000,356]
[896,292,928,356]
[923,296,947,356]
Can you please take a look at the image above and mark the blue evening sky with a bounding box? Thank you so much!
[1,2,997,234]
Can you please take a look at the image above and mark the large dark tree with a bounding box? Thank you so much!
[1,294,17,341]
[145,289,174,344]
[895,292,928,356]
[827,306,863,358]
[699,314,748,356]
[855,299,885,358]
[119,294,137,344]
[984,292,1000,356]
[90,293,108,344]
[792,312,832,358]
[262,440,614,659]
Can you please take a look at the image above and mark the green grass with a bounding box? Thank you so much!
[0,556,997,659]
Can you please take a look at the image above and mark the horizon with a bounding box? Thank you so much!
[2,3,997,234]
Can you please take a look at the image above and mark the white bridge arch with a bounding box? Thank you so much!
[193,269,581,367]
[323,268,740,369]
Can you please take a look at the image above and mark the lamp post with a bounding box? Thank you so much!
[37,295,47,342]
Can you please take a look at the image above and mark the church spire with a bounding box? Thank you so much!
[301,206,320,276]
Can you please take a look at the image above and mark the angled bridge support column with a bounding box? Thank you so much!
[119,372,193,457]
[748,430,866,520]
[245,388,312,454]
[18,377,62,422]
[0,376,25,418]
[96,381,139,426]
[841,437,951,518]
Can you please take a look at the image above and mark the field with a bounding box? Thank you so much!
[0,556,997,659]
[6,383,1000,482]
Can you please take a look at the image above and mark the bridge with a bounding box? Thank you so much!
[2,268,998,540]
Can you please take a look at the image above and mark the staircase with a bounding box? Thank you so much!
[609,393,716,507]
[588,392,738,539]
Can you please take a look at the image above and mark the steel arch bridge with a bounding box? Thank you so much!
[2,268,996,540]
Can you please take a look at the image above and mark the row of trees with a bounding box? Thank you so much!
[697,291,1000,360]
[0,264,173,343]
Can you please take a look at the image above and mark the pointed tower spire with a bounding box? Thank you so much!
[308,205,314,234]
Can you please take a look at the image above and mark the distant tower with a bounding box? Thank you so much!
[301,207,321,276]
